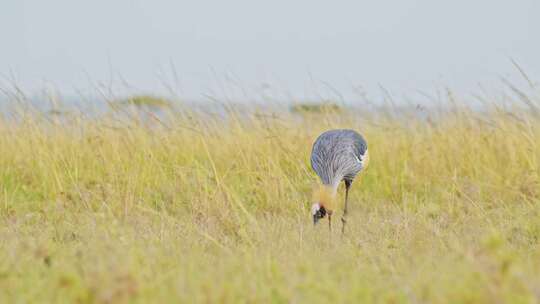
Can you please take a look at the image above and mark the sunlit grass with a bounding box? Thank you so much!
[0,91,539,303]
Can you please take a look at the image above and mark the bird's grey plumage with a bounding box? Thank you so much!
[310,129,368,188]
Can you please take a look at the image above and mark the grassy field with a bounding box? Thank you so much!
[1,93,540,303]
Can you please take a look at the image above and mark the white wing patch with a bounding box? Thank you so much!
[360,149,369,168]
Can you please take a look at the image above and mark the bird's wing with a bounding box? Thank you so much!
[311,129,368,184]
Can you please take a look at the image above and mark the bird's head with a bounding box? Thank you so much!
[310,184,336,225]
[311,203,327,224]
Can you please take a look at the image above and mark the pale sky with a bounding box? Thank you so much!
[1,0,539,101]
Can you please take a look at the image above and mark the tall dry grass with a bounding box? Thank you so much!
[0,88,539,303]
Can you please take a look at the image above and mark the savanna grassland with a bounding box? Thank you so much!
[1,91,540,303]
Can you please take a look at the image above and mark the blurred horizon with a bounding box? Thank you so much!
[1,0,539,102]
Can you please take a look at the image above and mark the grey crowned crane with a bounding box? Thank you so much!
[310,129,369,234]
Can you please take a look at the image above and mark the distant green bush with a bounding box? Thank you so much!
[113,95,172,110]
[290,102,342,114]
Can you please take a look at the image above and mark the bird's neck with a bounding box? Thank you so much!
[313,184,338,211]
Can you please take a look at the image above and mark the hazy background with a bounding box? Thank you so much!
[1,0,539,102]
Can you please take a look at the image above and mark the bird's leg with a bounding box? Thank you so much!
[341,180,352,235]
[328,211,332,233]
